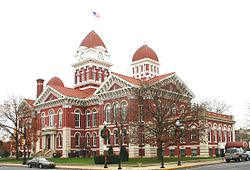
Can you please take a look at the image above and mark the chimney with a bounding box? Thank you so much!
[36,79,44,98]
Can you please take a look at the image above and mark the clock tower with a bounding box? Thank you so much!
[72,31,113,90]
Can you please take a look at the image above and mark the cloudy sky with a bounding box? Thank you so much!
[0,0,249,128]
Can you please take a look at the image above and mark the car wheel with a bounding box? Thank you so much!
[28,163,32,168]
[226,160,230,163]
[246,156,249,161]
[239,157,242,162]
[39,163,43,169]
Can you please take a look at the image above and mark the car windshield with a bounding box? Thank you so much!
[226,149,237,153]
[39,158,49,162]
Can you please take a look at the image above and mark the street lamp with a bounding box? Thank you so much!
[118,130,122,169]
[101,121,109,168]
[22,124,27,165]
[160,143,165,168]
[175,120,181,166]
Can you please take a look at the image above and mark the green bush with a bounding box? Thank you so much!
[94,155,120,164]
[0,151,10,158]
[108,146,113,155]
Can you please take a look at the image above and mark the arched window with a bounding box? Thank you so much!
[190,125,197,141]
[86,110,91,128]
[86,133,91,146]
[75,133,80,147]
[228,127,232,142]
[208,125,212,142]
[75,109,81,127]
[41,112,45,127]
[114,129,119,145]
[113,103,119,122]
[58,133,62,147]
[121,102,127,121]
[92,109,97,127]
[93,132,97,146]
[213,125,217,142]
[49,110,55,127]
[105,104,111,123]
[218,126,223,142]
[224,127,227,142]
[58,109,63,128]
[122,129,127,144]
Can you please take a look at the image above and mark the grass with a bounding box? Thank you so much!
[0,156,219,166]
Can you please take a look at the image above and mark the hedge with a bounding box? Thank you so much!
[94,155,120,164]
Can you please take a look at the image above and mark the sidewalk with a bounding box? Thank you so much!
[0,159,224,170]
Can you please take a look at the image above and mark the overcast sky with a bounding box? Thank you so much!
[0,0,249,129]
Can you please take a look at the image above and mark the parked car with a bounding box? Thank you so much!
[245,151,250,157]
[27,157,55,169]
[224,147,249,162]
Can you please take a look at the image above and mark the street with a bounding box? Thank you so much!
[0,165,55,170]
[190,161,250,170]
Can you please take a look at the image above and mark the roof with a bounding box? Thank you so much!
[50,85,95,99]
[146,72,175,84]
[79,30,107,51]
[112,72,142,86]
[24,98,35,108]
[132,45,159,62]
[47,77,64,87]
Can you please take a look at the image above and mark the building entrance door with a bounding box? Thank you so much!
[46,135,51,150]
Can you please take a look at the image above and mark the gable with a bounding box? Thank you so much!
[94,73,140,95]
[35,86,65,105]
[161,82,181,93]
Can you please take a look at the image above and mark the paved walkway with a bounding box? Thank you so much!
[0,159,224,170]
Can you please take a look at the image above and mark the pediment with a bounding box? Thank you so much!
[94,73,138,95]
[35,86,65,105]
[153,74,195,98]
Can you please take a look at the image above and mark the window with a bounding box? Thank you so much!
[121,102,127,121]
[190,125,197,141]
[180,149,186,157]
[75,133,80,147]
[114,130,119,145]
[49,110,54,127]
[98,72,102,82]
[208,127,212,142]
[122,129,127,144]
[224,129,227,142]
[86,72,89,80]
[81,71,85,82]
[92,71,96,80]
[93,133,97,146]
[113,103,119,122]
[92,109,97,127]
[180,105,185,114]
[170,149,175,156]
[228,128,231,142]
[86,110,91,128]
[219,127,222,142]
[213,129,217,142]
[86,133,91,146]
[105,105,111,123]
[58,109,63,128]
[58,133,62,147]
[41,112,45,127]
[75,109,81,127]
[192,149,197,156]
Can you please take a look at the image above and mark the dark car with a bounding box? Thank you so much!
[27,157,55,169]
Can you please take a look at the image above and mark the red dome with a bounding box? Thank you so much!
[47,77,64,87]
[132,45,159,62]
[80,30,107,50]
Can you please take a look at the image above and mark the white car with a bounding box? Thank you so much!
[245,151,250,158]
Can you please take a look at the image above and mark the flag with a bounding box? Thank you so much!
[92,11,100,18]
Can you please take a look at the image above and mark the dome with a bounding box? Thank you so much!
[47,77,64,87]
[132,45,159,62]
[79,30,107,51]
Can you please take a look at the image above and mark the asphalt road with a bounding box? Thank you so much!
[0,166,55,170]
[190,160,250,170]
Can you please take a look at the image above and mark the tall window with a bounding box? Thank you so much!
[121,102,127,121]
[49,110,54,127]
[213,126,217,142]
[92,71,96,80]
[75,133,80,147]
[105,104,111,123]
[190,125,197,141]
[81,70,85,82]
[113,103,119,122]
[93,133,97,146]
[86,72,89,80]
[41,112,45,127]
[58,109,63,128]
[122,129,127,144]
[75,109,81,127]
[219,127,222,142]
[86,110,91,128]
[114,129,119,145]
[86,133,91,146]
[98,72,102,82]
[58,133,62,147]
[208,127,212,142]
[224,128,227,142]
[92,109,97,127]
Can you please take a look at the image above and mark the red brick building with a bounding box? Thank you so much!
[18,30,235,158]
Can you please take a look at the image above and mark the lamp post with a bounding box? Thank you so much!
[160,143,165,168]
[22,125,27,165]
[175,120,181,166]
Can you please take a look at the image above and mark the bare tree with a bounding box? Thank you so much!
[199,98,231,114]
[128,82,206,158]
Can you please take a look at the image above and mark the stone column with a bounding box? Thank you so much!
[62,127,71,157]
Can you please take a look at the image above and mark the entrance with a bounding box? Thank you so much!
[46,135,51,150]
